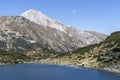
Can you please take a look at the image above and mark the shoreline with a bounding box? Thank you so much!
[0,61,120,74]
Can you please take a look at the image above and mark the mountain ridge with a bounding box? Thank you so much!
[0,9,107,53]
[0,9,119,73]
[21,9,67,33]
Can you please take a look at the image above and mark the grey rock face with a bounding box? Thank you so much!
[0,10,107,53]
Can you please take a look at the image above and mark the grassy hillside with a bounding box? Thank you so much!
[72,31,120,68]
[0,47,58,64]
[26,47,58,61]
[0,49,27,64]
[43,31,120,72]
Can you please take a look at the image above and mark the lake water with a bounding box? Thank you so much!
[0,63,120,80]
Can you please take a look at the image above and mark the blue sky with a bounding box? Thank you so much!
[0,0,120,34]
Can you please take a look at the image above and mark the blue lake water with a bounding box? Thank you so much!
[0,63,120,80]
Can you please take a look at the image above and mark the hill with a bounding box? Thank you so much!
[41,31,120,73]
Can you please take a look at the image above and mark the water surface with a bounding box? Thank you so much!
[0,63,119,80]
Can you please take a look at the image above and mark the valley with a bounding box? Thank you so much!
[0,9,119,73]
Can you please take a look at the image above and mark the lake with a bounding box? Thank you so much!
[0,63,120,80]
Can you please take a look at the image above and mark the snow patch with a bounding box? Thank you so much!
[21,9,67,33]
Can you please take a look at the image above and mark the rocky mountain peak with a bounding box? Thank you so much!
[20,9,67,32]
[21,9,48,21]
[0,9,107,53]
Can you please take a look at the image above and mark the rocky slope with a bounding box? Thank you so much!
[0,9,106,53]
[40,31,120,73]
[0,29,119,73]
[21,9,106,46]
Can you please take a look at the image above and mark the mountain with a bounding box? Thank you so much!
[21,9,67,33]
[0,30,119,73]
[44,31,120,73]
[0,9,119,73]
[20,9,107,50]
[0,9,106,53]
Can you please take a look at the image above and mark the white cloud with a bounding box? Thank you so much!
[72,9,77,14]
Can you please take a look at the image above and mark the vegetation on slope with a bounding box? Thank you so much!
[0,49,27,64]
[50,31,120,71]
[26,48,58,61]
[0,47,58,64]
